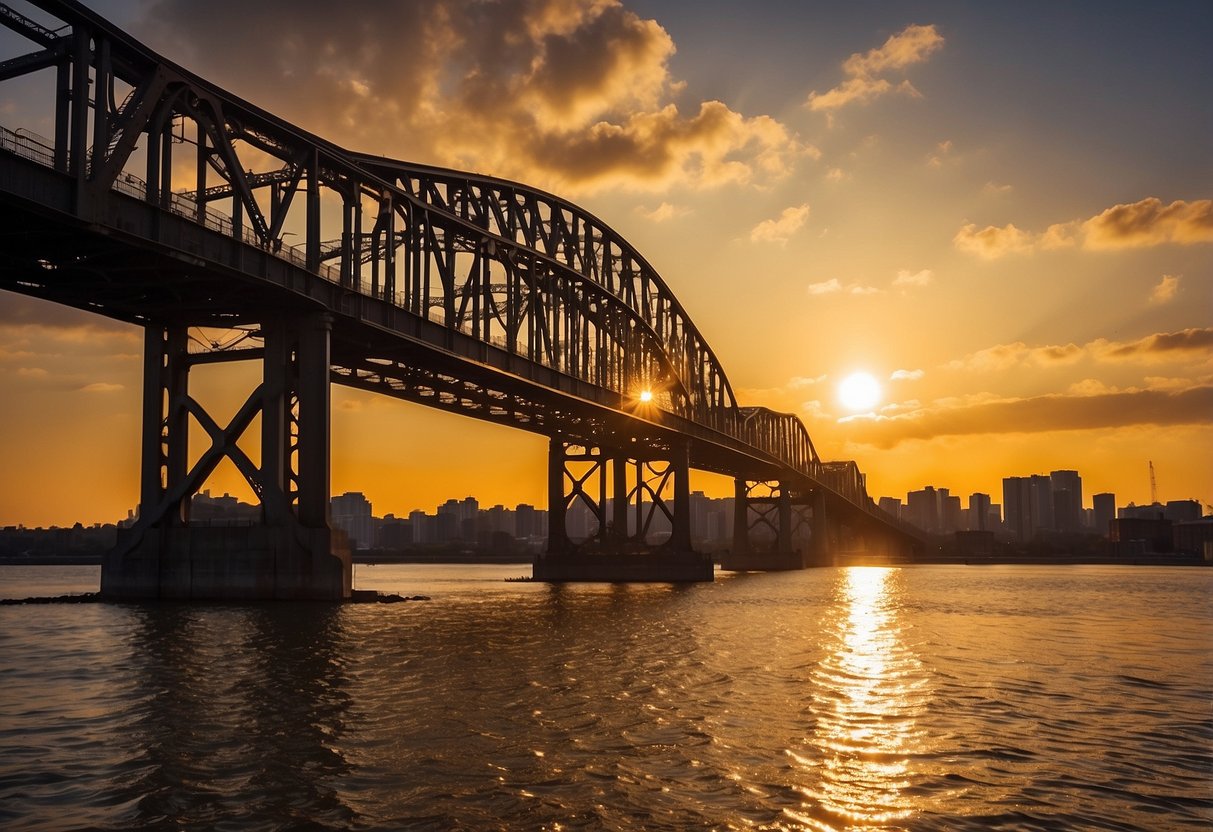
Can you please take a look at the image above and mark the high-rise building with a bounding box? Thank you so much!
[1003,476,1035,542]
[968,493,992,531]
[1029,475,1054,533]
[941,493,962,533]
[331,491,375,550]
[906,486,940,532]
[878,497,902,521]
[1092,493,1116,538]
[1050,470,1083,532]
[515,503,538,538]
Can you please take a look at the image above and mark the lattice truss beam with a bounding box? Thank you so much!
[548,440,691,554]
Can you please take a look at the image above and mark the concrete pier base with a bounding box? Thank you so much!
[718,549,810,572]
[101,525,351,601]
[533,550,713,583]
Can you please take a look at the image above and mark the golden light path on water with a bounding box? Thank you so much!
[788,567,933,830]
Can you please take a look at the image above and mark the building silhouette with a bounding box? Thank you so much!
[1050,470,1083,533]
[1093,493,1116,538]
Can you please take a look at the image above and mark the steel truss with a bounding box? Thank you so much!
[547,438,692,556]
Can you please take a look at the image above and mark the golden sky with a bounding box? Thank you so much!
[1,1,1210,526]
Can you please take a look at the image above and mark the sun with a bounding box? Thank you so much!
[838,371,882,413]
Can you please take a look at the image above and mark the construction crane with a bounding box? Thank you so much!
[1149,460,1158,505]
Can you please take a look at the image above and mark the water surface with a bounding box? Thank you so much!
[1,564,1210,830]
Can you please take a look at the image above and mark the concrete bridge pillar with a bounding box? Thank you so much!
[102,313,350,601]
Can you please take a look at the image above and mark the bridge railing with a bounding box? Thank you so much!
[0,125,55,168]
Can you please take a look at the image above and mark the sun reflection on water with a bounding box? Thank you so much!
[790,567,931,830]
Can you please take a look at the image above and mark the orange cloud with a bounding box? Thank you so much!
[808,23,944,114]
[892,268,933,288]
[1150,274,1181,304]
[1083,198,1213,249]
[635,202,689,222]
[948,329,1213,371]
[750,204,810,244]
[952,223,1034,258]
[955,198,1213,258]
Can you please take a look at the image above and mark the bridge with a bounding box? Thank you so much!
[0,0,924,599]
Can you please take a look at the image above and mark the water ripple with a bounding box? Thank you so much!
[1,564,1210,830]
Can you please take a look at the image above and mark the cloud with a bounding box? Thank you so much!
[635,201,689,222]
[892,268,933,288]
[890,369,924,381]
[843,383,1213,448]
[16,367,48,379]
[983,181,1013,196]
[949,328,1213,371]
[138,0,808,194]
[1089,328,1213,362]
[952,223,1035,258]
[947,341,1083,371]
[1150,274,1181,304]
[750,204,810,244]
[808,24,944,114]
[927,139,952,168]
[1083,198,1213,249]
[80,382,124,393]
[807,278,880,296]
[955,198,1213,258]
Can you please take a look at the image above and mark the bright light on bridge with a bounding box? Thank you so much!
[638,389,653,403]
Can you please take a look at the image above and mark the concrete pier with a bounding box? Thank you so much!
[533,550,713,583]
[101,525,351,601]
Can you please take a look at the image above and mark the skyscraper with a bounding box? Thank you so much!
[968,493,992,531]
[1050,470,1083,532]
[1092,493,1116,538]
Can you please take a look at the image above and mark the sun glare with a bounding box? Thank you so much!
[838,372,881,413]
[638,389,653,403]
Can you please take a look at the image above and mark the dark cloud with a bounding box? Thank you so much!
[950,329,1213,371]
[138,0,804,193]
[845,385,1213,448]
[1090,328,1213,362]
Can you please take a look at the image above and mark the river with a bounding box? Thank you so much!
[1,563,1210,830]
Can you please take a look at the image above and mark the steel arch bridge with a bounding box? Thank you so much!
[0,0,923,598]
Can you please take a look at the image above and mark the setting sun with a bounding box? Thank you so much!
[839,372,882,413]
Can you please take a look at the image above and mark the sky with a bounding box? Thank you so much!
[1,0,1210,526]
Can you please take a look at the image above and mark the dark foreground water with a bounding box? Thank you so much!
[1,564,1210,831]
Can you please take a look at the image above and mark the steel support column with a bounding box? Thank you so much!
[102,314,349,600]
[721,479,807,571]
[536,438,710,582]
[810,487,831,566]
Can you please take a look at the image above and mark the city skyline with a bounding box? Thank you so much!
[1,1,1211,526]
